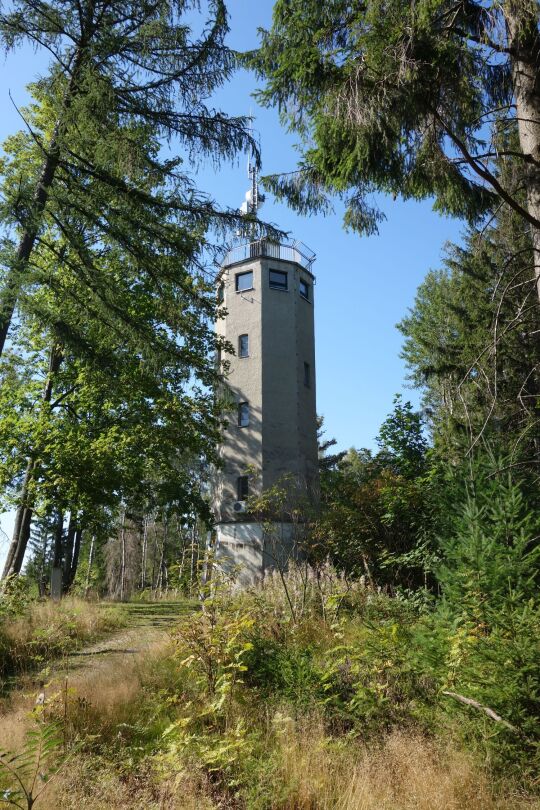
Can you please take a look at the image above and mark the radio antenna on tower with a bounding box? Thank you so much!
[239,114,264,225]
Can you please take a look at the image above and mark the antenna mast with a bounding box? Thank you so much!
[239,118,264,234]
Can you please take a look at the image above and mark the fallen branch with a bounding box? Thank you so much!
[442,690,519,734]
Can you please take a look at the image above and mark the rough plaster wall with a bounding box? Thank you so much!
[215,253,319,554]
[261,259,318,495]
[216,261,263,522]
[216,521,300,586]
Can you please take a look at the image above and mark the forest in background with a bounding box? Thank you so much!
[0,0,539,807]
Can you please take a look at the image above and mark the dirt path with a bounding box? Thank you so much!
[0,600,193,752]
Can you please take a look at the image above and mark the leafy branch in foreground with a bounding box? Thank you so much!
[0,720,78,809]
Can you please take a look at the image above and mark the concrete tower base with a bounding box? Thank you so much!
[215,521,300,587]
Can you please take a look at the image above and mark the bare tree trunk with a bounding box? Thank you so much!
[1,344,63,580]
[119,510,126,602]
[51,510,64,600]
[85,534,95,596]
[140,516,148,590]
[69,529,82,588]
[63,514,76,593]
[178,530,187,591]
[506,1,540,301]
[190,525,196,596]
[1,459,36,580]
[151,517,159,595]
[64,513,82,593]
[36,523,50,597]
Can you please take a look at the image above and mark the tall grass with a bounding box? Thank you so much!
[3,566,538,809]
[0,597,126,683]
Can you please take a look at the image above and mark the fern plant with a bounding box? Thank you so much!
[0,720,76,809]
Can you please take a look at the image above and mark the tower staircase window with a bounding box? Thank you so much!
[236,271,253,292]
[239,334,249,358]
[237,476,249,500]
[299,279,310,300]
[269,269,288,290]
[238,402,249,427]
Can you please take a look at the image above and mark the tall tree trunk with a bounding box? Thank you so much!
[36,522,50,597]
[151,517,159,593]
[52,510,64,569]
[1,460,35,580]
[63,513,76,593]
[0,49,87,357]
[85,534,95,596]
[51,509,64,600]
[140,516,148,590]
[119,509,126,601]
[67,528,82,591]
[1,344,63,580]
[506,1,540,301]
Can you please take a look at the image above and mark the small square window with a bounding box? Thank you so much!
[236,271,253,292]
[238,401,249,427]
[304,362,311,388]
[217,282,224,303]
[299,279,310,300]
[269,269,288,290]
[238,334,249,358]
[237,475,249,500]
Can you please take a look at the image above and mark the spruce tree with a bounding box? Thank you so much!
[250,0,540,299]
[0,0,257,355]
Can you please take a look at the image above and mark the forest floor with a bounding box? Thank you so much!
[0,599,194,754]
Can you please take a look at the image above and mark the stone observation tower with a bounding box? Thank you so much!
[213,153,318,584]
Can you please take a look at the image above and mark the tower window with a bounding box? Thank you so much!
[236,271,253,292]
[299,279,310,300]
[238,334,249,358]
[237,475,249,501]
[238,402,249,427]
[269,269,288,290]
[304,362,311,388]
[217,282,224,303]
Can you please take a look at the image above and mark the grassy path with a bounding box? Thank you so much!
[0,599,194,753]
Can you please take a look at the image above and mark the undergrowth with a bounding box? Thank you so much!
[0,577,127,686]
[32,564,540,809]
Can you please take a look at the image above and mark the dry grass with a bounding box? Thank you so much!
[59,634,172,739]
[48,756,217,810]
[0,597,126,680]
[48,712,539,810]
[0,623,163,761]
[269,716,539,810]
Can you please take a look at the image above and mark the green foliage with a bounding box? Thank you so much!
[398,205,539,462]
[430,464,540,770]
[249,0,536,235]
[158,579,257,787]
[313,397,435,589]
[0,576,33,619]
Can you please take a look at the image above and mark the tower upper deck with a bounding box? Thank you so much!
[221,239,316,276]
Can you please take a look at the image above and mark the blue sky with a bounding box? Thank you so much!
[0,0,465,558]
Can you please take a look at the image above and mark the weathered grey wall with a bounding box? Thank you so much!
[214,250,318,580]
